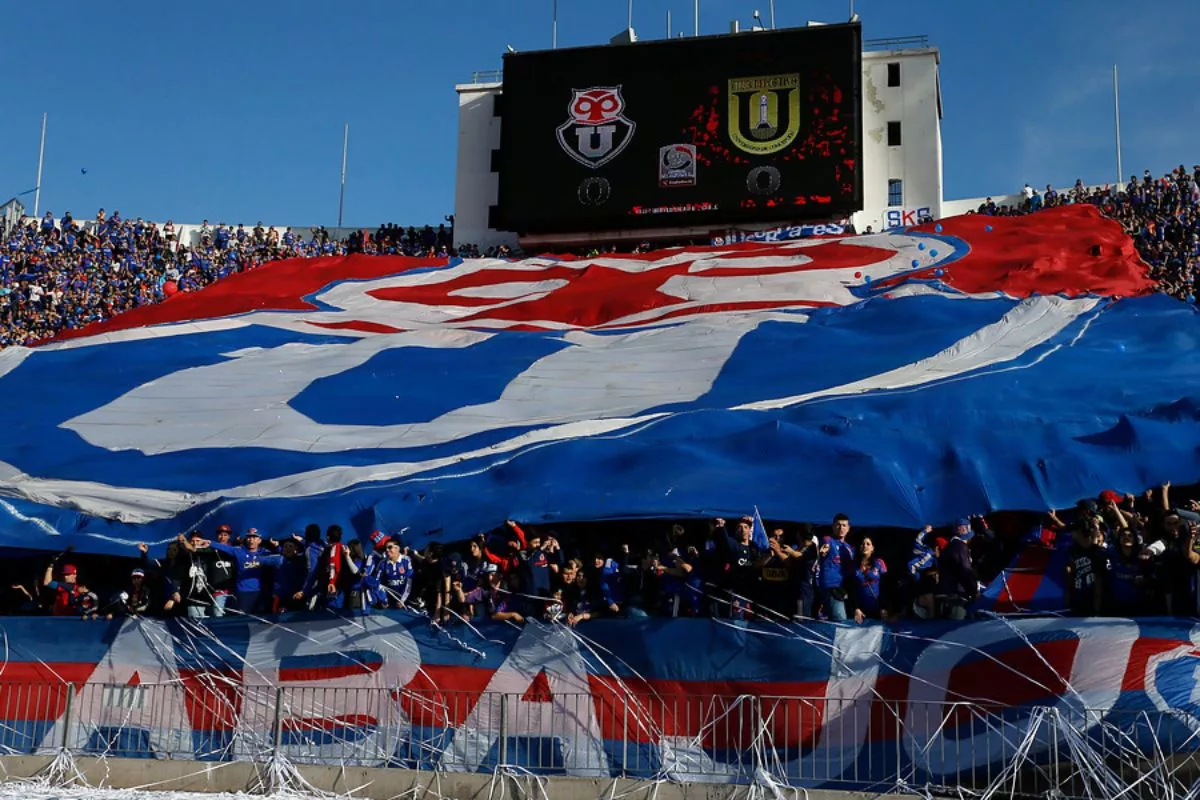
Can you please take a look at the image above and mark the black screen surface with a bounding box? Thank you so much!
[494,23,863,234]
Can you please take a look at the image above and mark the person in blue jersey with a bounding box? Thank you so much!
[1106,528,1150,616]
[814,514,856,621]
[205,528,282,615]
[908,525,936,580]
[590,551,625,616]
[521,533,561,601]
[454,538,484,593]
[850,537,888,624]
[370,538,415,609]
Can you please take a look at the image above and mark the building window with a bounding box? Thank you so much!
[888,179,903,207]
[887,62,900,87]
[887,121,902,146]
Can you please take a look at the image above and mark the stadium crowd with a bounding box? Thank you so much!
[0,211,464,347]
[978,165,1200,301]
[6,480,1197,624]
[1,164,1196,347]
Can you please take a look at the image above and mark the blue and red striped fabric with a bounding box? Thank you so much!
[0,206,1196,555]
[0,613,1197,784]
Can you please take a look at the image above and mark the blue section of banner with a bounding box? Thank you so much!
[0,294,1197,555]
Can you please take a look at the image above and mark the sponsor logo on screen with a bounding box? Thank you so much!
[658,144,698,187]
[727,73,801,155]
[555,86,636,169]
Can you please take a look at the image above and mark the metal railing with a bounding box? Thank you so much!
[1,682,1197,797]
[467,34,933,84]
[863,35,930,52]
[468,69,503,85]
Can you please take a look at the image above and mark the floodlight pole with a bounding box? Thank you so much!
[33,113,46,218]
[1113,64,1123,192]
[337,123,348,227]
[552,0,558,48]
[694,0,699,35]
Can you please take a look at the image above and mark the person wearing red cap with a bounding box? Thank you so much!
[41,560,98,619]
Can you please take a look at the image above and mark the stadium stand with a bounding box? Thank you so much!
[1,167,1197,625]
[0,212,461,346]
[2,166,1197,347]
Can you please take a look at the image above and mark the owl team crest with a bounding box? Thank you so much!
[727,73,801,155]
[555,86,636,169]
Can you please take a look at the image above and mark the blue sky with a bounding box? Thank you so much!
[2,0,1197,228]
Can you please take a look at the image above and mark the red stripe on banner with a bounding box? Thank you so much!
[369,242,894,330]
[911,205,1154,298]
[867,673,912,739]
[178,668,244,732]
[49,255,448,342]
[277,662,379,682]
[0,663,98,721]
[1121,638,1188,691]
[944,639,1079,713]
[283,714,377,733]
[396,665,496,728]
[588,675,829,748]
[992,544,1055,613]
[305,320,404,334]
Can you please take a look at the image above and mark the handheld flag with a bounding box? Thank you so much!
[751,506,770,550]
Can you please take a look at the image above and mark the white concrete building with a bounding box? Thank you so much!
[452,34,947,249]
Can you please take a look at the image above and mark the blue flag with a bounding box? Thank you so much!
[751,506,770,550]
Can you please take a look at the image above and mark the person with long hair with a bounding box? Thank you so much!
[850,536,888,624]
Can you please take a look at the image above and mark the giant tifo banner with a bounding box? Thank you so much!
[1,614,1199,787]
[0,206,1197,555]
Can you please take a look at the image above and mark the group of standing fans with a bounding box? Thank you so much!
[22,482,1200,623]
[26,512,994,625]
[35,524,418,620]
[1063,483,1200,617]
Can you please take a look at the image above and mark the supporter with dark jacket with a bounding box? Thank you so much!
[938,519,978,619]
[271,538,311,612]
[1065,516,1109,616]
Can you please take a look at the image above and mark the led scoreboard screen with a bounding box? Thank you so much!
[494,23,863,234]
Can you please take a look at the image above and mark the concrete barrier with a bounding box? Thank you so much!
[0,755,926,799]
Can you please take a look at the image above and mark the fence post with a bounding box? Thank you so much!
[750,696,764,779]
[893,700,902,790]
[272,686,284,756]
[61,684,76,751]
[1050,708,1060,796]
[497,694,508,767]
[621,696,630,778]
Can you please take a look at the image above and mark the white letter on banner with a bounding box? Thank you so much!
[233,615,420,765]
[795,624,885,782]
[902,618,1137,777]
[442,623,608,777]
[43,619,191,758]
[1142,622,1200,735]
